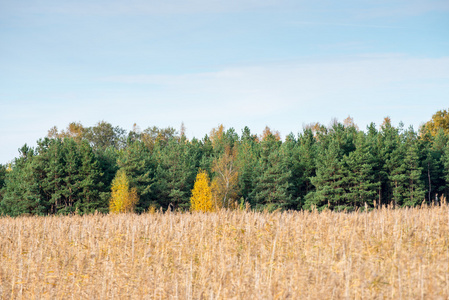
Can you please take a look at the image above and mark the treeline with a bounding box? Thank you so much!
[1,110,449,216]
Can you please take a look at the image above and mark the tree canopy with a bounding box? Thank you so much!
[2,112,449,216]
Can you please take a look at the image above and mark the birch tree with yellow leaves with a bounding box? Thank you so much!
[211,146,239,209]
[190,170,214,212]
[109,169,139,213]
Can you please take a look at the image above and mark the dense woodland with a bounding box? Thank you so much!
[1,109,449,216]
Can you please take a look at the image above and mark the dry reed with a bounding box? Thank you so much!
[1,205,449,299]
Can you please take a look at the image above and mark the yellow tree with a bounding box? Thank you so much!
[190,170,214,212]
[211,146,239,209]
[47,122,85,142]
[422,108,449,136]
[109,169,139,213]
[343,115,359,130]
[261,126,281,142]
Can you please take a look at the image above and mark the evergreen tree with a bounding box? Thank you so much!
[296,129,317,209]
[250,133,292,211]
[418,130,447,204]
[95,146,119,205]
[442,140,449,199]
[365,123,388,208]
[342,131,379,209]
[0,164,7,204]
[152,138,196,210]
[379,118,402,205]
[236,127,258,203]
[305,138,346,210]
[77,140,106,213]
[117,140,154,212]
[387,128,425,207]
[1,145,48,216]
[280,134,303,209]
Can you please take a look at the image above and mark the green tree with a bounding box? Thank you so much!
[418,130,447,204]
[305,138,346,210]
[152,138,198,210]
[250,132,292,211]
[386,127,425,207]
[0,145,47,216]
[117,141,154,212]
[442,141,449,199]
[0,164,7,203]
[84,121,126,151]
[235,127,258,203]
[342,131,379,208]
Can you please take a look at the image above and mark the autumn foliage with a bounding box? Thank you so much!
[4,108,449,216]
[190,170,214,212]
[211,146,239,208]
[422,108,449,136]
[109,169,139,213]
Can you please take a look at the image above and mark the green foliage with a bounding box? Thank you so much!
[2,111,449,216]
[250,131,292,210]
[117,141,154,212]
[0,139,107,216]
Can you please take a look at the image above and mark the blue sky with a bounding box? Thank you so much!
[1,0,448,163]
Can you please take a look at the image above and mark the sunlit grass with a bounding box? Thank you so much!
[1,205,449,298]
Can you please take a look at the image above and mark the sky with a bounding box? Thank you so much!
[1,0,448,163]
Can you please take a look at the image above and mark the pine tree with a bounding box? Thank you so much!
[387,127,425,207]
[117,140,154,212]
[250,133,292,211]
[152,138,195,210]
[305,138,346,210]
[0,164,7,203]
[342,132,379,209]
[236,127,258,203]
[77,140,105,213]
[442,141,449,199]
[365,123,388,208]
[297,129,317,207]
[418,130,447,204]
[402,132,425,206]
[0,145,47,216]
[190,170,214,212]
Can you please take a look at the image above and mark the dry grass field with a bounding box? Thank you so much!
[1,205,449,299]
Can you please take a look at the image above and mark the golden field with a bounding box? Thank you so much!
[1,206,449,299]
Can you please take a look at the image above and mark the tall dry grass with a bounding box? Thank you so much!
[1,205,449,299]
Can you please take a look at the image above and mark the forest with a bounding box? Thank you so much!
[1,109,449,216]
